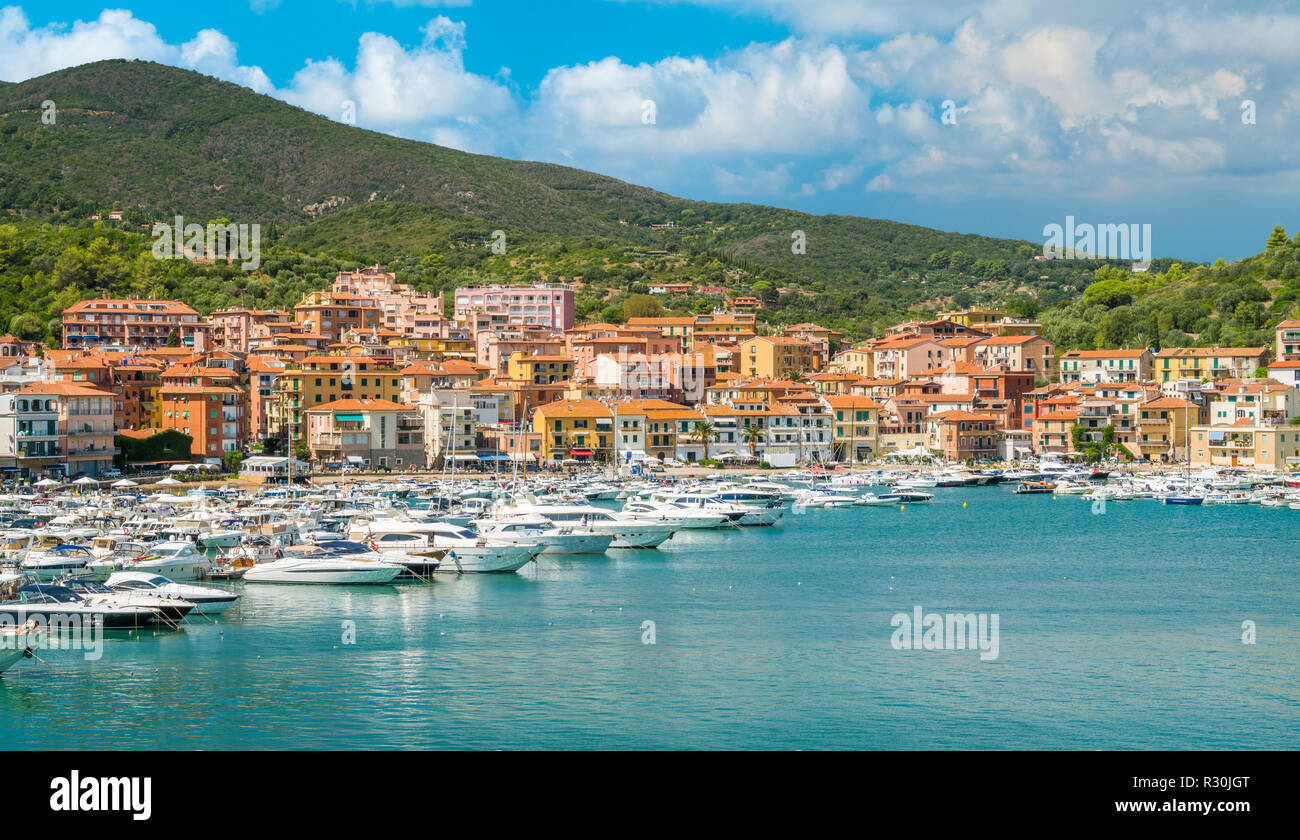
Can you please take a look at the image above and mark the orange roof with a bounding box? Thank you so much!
[931,410,1000,422]
[977,335,1046,346]
[311,398,410,412]
[18,383,115,397]
[1158,346,1267,358]
[533,399,613,419]
[1142,397,1198,409]
[822,395,881,409]
[1061,348,1149,358]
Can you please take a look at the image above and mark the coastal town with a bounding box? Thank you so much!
[2,264,1298,481]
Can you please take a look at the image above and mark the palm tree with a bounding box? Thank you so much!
[742,424,764,460]
[690,421,718,462]
[787,369,806,383]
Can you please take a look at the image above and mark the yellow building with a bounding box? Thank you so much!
[693,313,757,345]
[1190,424,1300,470]
[823,395,881,463]
[270,355,404,444]
[1132,396,1205,461]
[938,307,1005,328]
[532,399,614,462]
[737,336,818,379]
[831,347,875,377]
[506,352,574,385]
[1155,347,1270,382]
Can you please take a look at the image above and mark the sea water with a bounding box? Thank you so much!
[1,487,1296,749]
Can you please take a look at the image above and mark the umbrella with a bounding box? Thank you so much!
[111,479,139,488]
[34,478,57,487]
[157,476,182,485]
[73,476,98,485]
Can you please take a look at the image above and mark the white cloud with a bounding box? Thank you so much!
[6,2,1300,206]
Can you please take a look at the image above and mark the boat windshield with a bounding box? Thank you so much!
[314,540,375,555]
[17,584,83,603]
[62,579,114,594]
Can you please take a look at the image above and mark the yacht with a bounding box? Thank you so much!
[475,515,615,555]
[19,544,95,582]
[60,578,195,624]
[650,491,784,526]
[2,582,163,629]
[129,541,212,581]
[621,499,733,529]
[105,571,240,614]
[492,503,677,548]
[794,489,859,508]
[348,519,540,572]
[243,541,406,584]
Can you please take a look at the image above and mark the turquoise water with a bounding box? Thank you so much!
[2,487,1297,749]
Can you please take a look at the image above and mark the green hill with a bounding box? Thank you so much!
[0,59,1183,345]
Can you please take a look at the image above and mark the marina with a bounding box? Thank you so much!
[1,463,1296,750]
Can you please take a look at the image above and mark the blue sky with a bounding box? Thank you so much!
[5,1,1300,262]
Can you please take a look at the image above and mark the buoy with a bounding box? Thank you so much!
[962,502,967,508]
[900,504,905,511]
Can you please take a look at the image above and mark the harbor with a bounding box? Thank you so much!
[1,463,1296,750]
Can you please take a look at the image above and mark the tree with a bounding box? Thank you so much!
[1070,423,1115,463]
[743,424,764,459]
[1267,225,1289,251]
[623,294,663,320]
[223,449,244,473]
[8,312,44,341]
[165,329,180,347]
[1082,276,1133,308]
[293,442,311,461]
[690,421,718,462]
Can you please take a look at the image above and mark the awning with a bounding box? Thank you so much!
[569,448,593,457]
[477,454,511,462]
[335,413,365,423]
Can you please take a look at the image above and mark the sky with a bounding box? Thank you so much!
[3,1,1300,262]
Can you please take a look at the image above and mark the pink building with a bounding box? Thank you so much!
[454,285,575,334]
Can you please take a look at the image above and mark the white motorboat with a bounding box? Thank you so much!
[105,571,240,614]
[19,543,95,582]
[347,519,541,572]
[128,541,212,581]
[794,489,858,508]
[475,515,614,555]
[620,499,732,529]
[493,503,676,548]
[648,491,784,526]
[243,541,405,584]
[60,578,196,624]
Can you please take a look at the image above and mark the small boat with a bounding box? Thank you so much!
[1012,481,1056,495]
